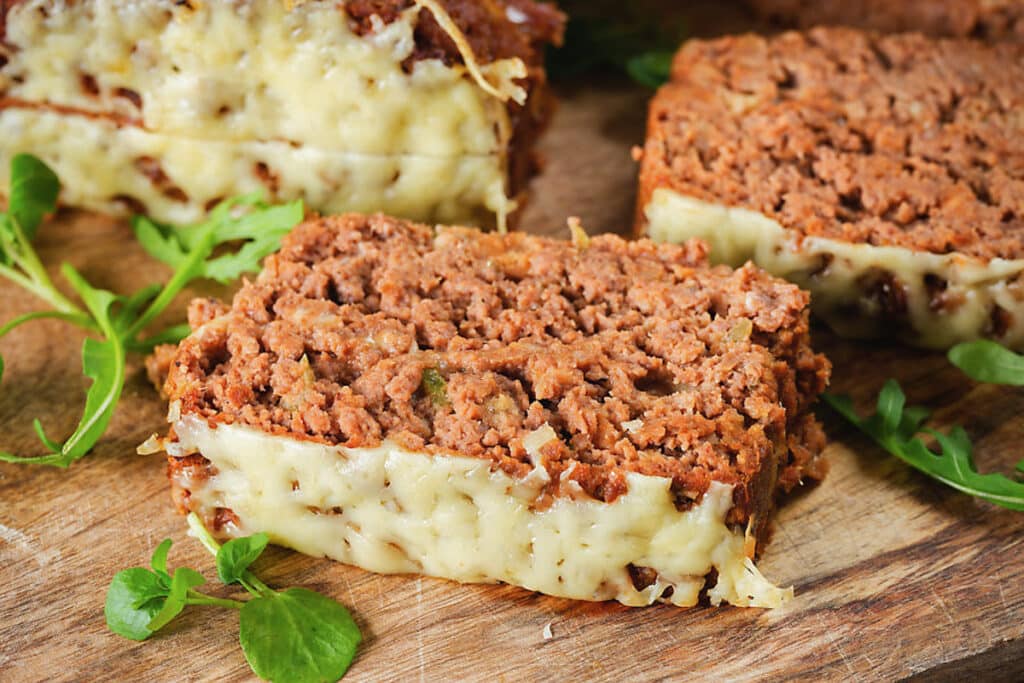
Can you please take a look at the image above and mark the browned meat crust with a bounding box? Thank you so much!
[637,28,1024,262]
[747,0,1024,42]
[348,0,563,69]
[163,213,830,532]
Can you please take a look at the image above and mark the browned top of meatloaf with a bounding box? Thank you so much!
[162,213,830,524]
[0,1,565,68]
[748,0,1024,42]
[346,0,564,70]
[638,27,1024,261]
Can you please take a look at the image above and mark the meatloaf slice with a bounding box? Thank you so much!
[0,0,564,228]
[637,27,1024,349]
[153,213,830,608]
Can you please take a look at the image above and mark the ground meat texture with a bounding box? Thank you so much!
[748,0,1024,42]
[637,28,1024,261]
[162,214,831,531]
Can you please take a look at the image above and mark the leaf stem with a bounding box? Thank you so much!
[185,590,246,610]
[240,571,275,599]
[125,323,191,354]
[186,513,276,598]
[0,310,97,340]
[186,512,223,558]
[125,226,218,341]
[2,217,89,319]
[0,261,89,321]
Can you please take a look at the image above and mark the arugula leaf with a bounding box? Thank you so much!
[217,533,270,586]
[825,379,1024,511]
[105,568,170,641]
[240,588,361,683]
[8,153,59,241]
[547,10,686,86]
[0,155,303,466]
[948,340,1024,386]
[876,378,904,432]
[626,51,673,89]
[0,266,127,467]
[132,196,303,285]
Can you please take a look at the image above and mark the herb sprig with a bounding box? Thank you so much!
[825,379,1024,511]
[624,51,673,89]
[0,155,302,467]
[948,340,1024,386]
[106,514,361,682]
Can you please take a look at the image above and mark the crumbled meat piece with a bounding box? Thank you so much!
[146,344,179,398]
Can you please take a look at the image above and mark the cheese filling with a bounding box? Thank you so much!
[167,413,792,608]
[0,0,523,224]
[644,188,1024,349]
[0,108,509,225]
[1,0,517,154]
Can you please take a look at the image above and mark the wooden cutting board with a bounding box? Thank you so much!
[2,78,1024,682]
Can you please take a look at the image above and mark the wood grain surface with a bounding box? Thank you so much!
[2,66,1024,683]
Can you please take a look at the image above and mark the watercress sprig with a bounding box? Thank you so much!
[0,154,303,467]
[825,379,1024,511]
[105,514,361,683]
[106,516,362,679]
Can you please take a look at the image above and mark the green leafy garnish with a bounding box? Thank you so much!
[547,7,685,87]
[240,588,362,683]
[0,154,303,467]
[216,533,270,586]
[106,516,362,682]
[625,51,673,89]
[948,340,1024,386]
[146,565,207,632]
[132,193,302,286]
[825,379,1024,511]
[8,154,60,241]
[104,568,171,641]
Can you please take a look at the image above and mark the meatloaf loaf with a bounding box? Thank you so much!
[637,27,1024,349]
[748,0,1024,42]
[0,0,563,228]
[150,212,830,608]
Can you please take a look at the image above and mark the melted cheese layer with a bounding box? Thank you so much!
[169,414,791,608]
[1,0,514,156]
[0,0,520,224]
[0,108,508,225]
[644,189,1024,349]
